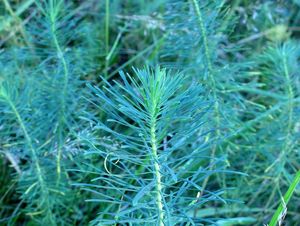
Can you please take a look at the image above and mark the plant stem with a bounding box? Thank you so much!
[283,50,294,141]
[1,93,54,224]
[50,12,69,182]
[150,106,164,225]
[191,0,222,208]
[263,47,296,212]
[265,50,295,172]
[7,99,42,182]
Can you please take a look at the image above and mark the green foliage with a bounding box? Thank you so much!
[1,0,300,225]
[228,40,300,224]
[78,67,223,225]
[0,0,94,224]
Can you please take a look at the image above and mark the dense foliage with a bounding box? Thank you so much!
[0,0,300,225]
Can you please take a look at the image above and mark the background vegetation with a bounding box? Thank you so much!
[0,0,300,225]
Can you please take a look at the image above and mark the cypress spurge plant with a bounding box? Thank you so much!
[160,1,252,207]
[80,67,222,225]
[228,41,300,224]
[252,41,300,222]
[0,0,96,224]
[0,63,57,224]
[3,0,300,225]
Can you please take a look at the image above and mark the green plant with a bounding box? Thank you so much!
[1,0,300,225]
[0,0,95,224]
[78,67,226,225]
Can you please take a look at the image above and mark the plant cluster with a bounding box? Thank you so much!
[0,0,300,225]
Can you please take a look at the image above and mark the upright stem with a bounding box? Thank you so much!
[191,0,213,74]
[7,98,42,180]
[277,51,294,166]
[1,93,54,224]
[264,50,295,209]
[191,0,221,202]
[50,15,69,182]
[264,51,294,175]
[283,52,294,140]
[150,105,164,225]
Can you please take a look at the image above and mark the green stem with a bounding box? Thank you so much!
[8,100,42,178]
[264,49,296,211]
[283,51,294,139]
[150,108,164,225]
[191,0,222,203]
[50,14,69,182]
[1,93,54,224]
[269,171,300,226]
[191,0,220,132]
